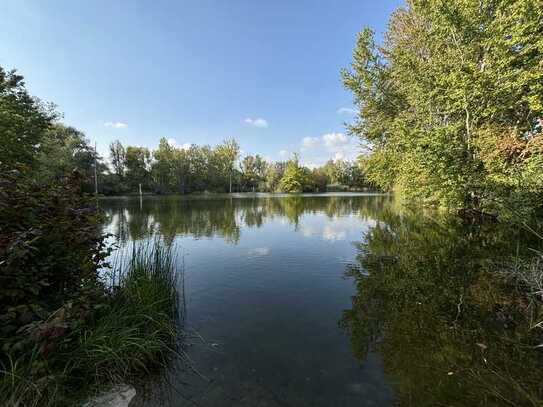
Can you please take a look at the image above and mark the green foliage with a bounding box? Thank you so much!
[279,156,306,193]
[109,139,126,178]
[310,167,328,192]
[322,159,368,189]
[240,154,267,191]
[0,241,180,407]
[37,124,104,193]
[0,170,105,352]
[343,0,543,215]
[0,67,56,172]
[77,241,179,383]
[265,162,286,192]
[146,138,241,193]
[108,138,372,195]
[125,146,151,190]
[151,137,176,192]
[215,139,240,193]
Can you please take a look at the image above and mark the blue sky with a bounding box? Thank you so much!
[1,0,401,166]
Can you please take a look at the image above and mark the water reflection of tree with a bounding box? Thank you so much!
[102,194,395,244]
[341,210,543,406]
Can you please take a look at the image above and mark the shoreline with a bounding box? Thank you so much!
[97,190,388,200]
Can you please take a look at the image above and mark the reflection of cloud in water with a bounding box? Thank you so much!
[248,247,271,257]
[299,215,376,241]
[322,225,347,241]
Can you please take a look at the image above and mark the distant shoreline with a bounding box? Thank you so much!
[98,190,388,200]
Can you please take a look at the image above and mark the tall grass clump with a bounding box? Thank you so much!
[0,240,183,407]
[80,241,182,380]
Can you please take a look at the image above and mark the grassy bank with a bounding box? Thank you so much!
[1,241,181,407]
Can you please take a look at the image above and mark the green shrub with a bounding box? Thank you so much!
[0,169,107,355]
[0,241,181,407]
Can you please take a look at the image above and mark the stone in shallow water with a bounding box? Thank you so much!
[83,385,136,407]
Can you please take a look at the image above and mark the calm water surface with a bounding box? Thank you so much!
[101,194,543,407]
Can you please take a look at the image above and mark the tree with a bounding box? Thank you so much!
[345,161,368,189]
[37,124,103,193]
[253,155,267,180]
[151,138,176,192]
[241,154,268,191]
[311,167,328,192]
[265,162,285,192]
[343,0,543,216]
[0,67,56,171]
[125,146,151,190]
[171,145,190,193]
[323,159,350,185]
[279,155,306,193]
[188,144,212,191]
[109,140,126,179]
[214,139,240,193]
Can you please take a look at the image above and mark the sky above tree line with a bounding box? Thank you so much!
[1,0,402,167]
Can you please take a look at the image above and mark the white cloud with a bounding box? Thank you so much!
[298,132,360,165]
[323,132,349,148]
[302,161,319,169]
[299,215,374,242]
[248,247,270,257]
[104,121,128,128]
[167,138,191,150]
[337,107,357,115]
[302,133,348,150]
[301,136,321,149]
[333,151,345,161]
[322,225,347,241]
[244,117,269,128]
[279,149,289,158]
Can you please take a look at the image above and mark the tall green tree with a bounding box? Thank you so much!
[125,146,151,190]
[265,162,285,192]
[37,124,103,193]
[343,0,543,216]
[0,67,56,171]
[109,139,126,179]
[240,154,268,191]
[279,155,306,193]
[152,138,176,192]
[215,139,240,192]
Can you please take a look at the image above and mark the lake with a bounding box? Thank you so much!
[101,193,543,407]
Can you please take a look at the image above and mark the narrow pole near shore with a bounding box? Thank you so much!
[94,142,98,197]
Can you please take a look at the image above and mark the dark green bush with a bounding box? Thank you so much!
[0,169,107,353]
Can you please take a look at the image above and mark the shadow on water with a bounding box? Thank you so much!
[341,209,543,406]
